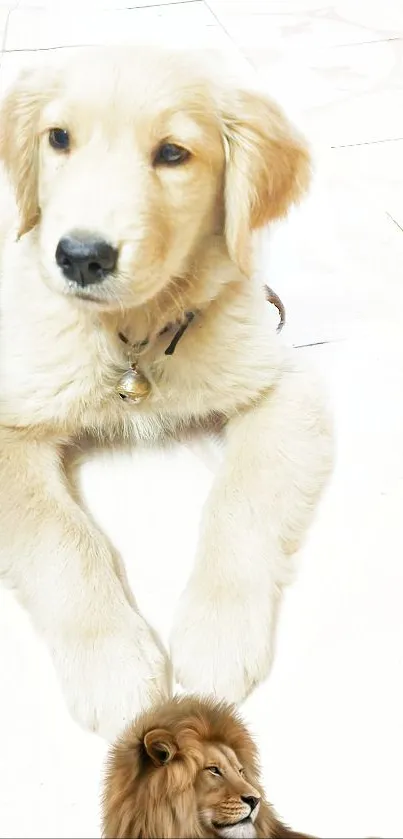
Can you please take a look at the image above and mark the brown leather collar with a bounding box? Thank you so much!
[118,284,286,358]
[265,285,286,332]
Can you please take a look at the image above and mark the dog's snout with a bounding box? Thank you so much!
[241,795,260,813]
[55,233,118,287]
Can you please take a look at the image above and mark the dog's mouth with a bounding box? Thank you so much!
[63,283,113,307]
[60,278,138,311]
[69,289,105,304]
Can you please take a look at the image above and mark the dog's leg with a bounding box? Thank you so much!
[171,361,333,700]
[0,429,169,740]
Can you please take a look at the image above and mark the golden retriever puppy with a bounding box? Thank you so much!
[102,695,314,839]
[0,46,333,740]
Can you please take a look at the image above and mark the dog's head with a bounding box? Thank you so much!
[0,47,310,311]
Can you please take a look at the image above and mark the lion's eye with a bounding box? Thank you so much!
[48,128,70,151]
[207,765,222,776]
[154,143,190,166]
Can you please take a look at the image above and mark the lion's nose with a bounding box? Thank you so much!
[241,795,260,813]
[56,232,118,287]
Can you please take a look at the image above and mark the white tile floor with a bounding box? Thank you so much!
[0,2,402,837]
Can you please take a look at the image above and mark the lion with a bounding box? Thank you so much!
[102,696,313,838]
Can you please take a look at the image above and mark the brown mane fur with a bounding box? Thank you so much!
[101,696,313,839]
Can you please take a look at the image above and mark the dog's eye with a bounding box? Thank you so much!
[48,128,70,151]
[207,766,222,776]
[154,143,190,166]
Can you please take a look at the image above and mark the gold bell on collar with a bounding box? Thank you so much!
[117,365,151,403]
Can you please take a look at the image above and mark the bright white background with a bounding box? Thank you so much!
[0,1,402,837]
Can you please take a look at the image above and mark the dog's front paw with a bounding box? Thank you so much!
[53,607,170,741]
[171,582,275,702]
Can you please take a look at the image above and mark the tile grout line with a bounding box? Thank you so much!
[204,0,257,71]
[386,212,403,234]
[2,0,215,54]
[203,0,242,51]
[8,0,201,10]
[294,339,344,350]
[3,43,95,53]
[0,3,20,71]
[124,0,201,6]
[331,137,403,149]
[2,0,207,54]
[332,35,402,48]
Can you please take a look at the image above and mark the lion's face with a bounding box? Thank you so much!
[195,742,261,838]
[102,696,274,839]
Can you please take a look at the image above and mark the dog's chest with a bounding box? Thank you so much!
[0,270,282,435]
[0,311,121,428]
[0,306,210,434]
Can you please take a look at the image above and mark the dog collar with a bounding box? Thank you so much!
[116,285,285,404]
[117,311,196,402]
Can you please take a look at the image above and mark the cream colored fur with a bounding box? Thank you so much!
[0,46,333,740]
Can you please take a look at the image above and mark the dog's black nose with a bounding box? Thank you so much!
[241,795,260,813]
[55,233,118,287]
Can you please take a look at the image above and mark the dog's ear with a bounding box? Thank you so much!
[221,87,311,276]
[0,67,56,237]
[143,728,178,766]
